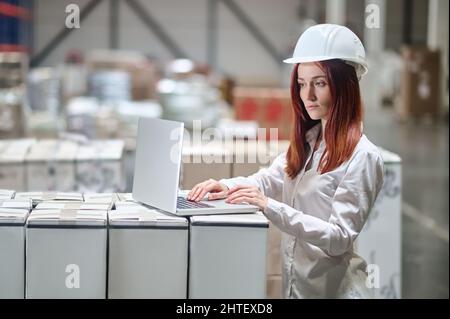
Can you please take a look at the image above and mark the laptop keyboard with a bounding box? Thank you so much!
[177,197,213,209]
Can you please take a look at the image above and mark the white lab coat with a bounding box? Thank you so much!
[221,123,384,298]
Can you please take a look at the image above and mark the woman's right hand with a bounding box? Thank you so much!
[187,179,229,202]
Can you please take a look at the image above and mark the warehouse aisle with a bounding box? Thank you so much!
[364,106,449,298]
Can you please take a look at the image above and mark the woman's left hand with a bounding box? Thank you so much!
[225,185,268,211]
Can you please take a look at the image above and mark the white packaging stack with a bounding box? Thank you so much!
[355,147,402,299]
[188,212,269,299]
[34,201,112,211]
[25,209,107,299]
[83,193,118,206]
[0,198,32,211]
[75,140,124,193]
[15,191,83,207]
[54,140,79,191]
[108,205,189,298]
[25,139,59,191]
[25,140,79,191]
[0,139,35,191]
[0,189,15,200]
[0,208,29,298]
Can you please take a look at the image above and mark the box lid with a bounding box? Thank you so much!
[110,206,188,228]
[35,201,112,211]
[83,192,118,204]
[190,212,268,228]
[115,193,134,202]
[0,189,15,199]
[27,209,107,227]
[0,199,32,211]
[0,208,28,225]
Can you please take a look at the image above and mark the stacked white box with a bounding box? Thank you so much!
[0,139,35,191]
[25,139,59,191]
[75,140,124,192]
[15,191,83,207]
[25,209,107,299]
[0,208,29,298]
[189,213,268,299]
[83,192,118,206]
[108,205,188,298]
[0,189,15,200]
[355,147,402,299]
[25,140,79,191]
[35,201,112,211]
[0,198,33,211]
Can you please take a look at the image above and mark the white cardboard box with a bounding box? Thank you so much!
[0,208,29,298]
[0,189,15,200]
[188,212,268,299]
[35,201,112,211]
[0,198,32,211]
[108,205,188,298]
[25,139,59,191]
[15,191,83,207]
[75,140,124,193]
[0,139,35,191]
[355,147,402,299]
[25,209,107,299]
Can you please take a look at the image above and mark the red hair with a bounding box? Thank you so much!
[285,59,363,178]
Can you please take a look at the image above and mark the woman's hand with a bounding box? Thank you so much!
[187,179,229,201]
[225,185,268,211]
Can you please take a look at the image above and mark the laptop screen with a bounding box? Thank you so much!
[132,118,184,214]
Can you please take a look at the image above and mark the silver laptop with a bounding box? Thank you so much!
[132,117,259,216]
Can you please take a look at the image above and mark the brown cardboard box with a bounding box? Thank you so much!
[87,51,160,101]
[233,87,293,140]
[181,142,232,189]
[266,275,283,299]
[266,221,282,276]
[397,46,441,121]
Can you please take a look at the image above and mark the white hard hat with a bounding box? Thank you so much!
[284,24,368,78]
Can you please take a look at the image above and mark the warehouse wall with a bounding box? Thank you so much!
[33,0,299,86]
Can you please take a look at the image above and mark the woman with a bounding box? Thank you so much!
[187,24,384,299]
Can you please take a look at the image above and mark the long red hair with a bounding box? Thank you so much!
[285,59,363,178]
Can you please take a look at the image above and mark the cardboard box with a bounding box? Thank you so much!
[35,201,112,211]
[354,147,402,299]
[0,198,32,211]
[188,213,268,299]
[230,139,271,177]
[0,88,26,139]
[14,192,83,207]
[181,142,232,189]
[108,206,188,298]
[233,87,293,140]
[266,221,282,276]
[87,50,159,101]
[25,209,107,299]
[266,275,283,299]
[83,193,118,206]
[0,208,29,298]
[75,140,125,193]
[0,139,35,191]
[397,46,441,121]
[25,139,59,191]
[0,189,15,200]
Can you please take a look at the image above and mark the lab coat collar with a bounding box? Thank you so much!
[305,123,322,147]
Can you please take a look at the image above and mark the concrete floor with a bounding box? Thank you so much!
[363,106,449,299]
[123,105,449,299]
